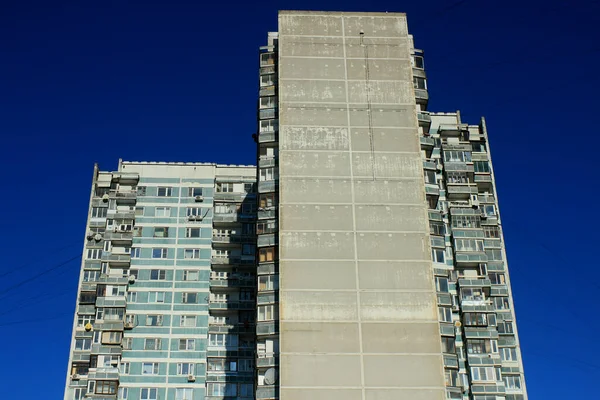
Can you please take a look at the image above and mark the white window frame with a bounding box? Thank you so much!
[176,363,195,375]
[184,249,200,259]
[157,187,172,197]
[142,362,159,375]
[183,270,200,281]
[155,207,171,217]
[185,228,201,238]
[179,338,195,350]
[140,388,158,400]
[146,314,164,326]
[152,248,168,259]
[180,315,196,327]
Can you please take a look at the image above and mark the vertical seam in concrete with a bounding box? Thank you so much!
[341,16,366,400]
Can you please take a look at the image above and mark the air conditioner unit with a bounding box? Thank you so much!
[124,322,134,329]
[102,194,110,202]
[195,195,204,202]
[480,213,487,219]
[94,233,103,241]
[110,359,119,365]
[72,374,80,380]
[187,374,196,382]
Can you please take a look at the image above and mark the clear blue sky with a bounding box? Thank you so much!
[1,0,598,398]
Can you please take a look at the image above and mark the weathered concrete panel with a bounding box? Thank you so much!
[281,322,360,353]
[280,58,346,80]
[280,151,351,177]
[357,261,432,290]
[363,355,444,387]
[280,14,343,36]
[356,232,427,260]
[282,354,362,387]
[353,179,424,204]
[362,323,442,353]
[365,389,445,400]
[359,291,437,321]
[280,106,348,126]
[280,178,353,204]
[347,81,413,104]
[354,205,427,232]
[352,153,423,179]
[351,127,419,152]
[282,389,363,400]
[280,126,350,151]
[348,107,415,126]
[343,15,408,38]
[281,291,358,321]
[346,59,411,81]
[282,261,357,290]
[345,37,410,58]
[280,204,354,231]
[281,231,355,260]
[279,36,345,58]
[280,80,347,103]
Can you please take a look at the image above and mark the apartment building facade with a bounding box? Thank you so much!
[63,161,257,400]
[254,10,527,400]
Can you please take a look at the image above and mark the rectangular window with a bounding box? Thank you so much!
[188,187,203,197]
[180,315,196,327]
[101,331,122,345]
[413,76,427,89]
[207,383,237,397]
[451,215,481,229]
[455,239,485,252]
[259,193,276,208]
[259,119,278,133]
[140,388,158,400]
[117,387,128,400]
[183,270,199,281]
[444,369,459,387]
[429,221,445,236]
[74,338,92,351]
[153,227,169,238]
[257,220,277,235]
[208,334,238,348]
[258,305,278,321]
[483,226,500,238]
[259,247,276,262]
[155,207,170,217]
[494,297,510,310]
[187,207,202,217]
[91,207,108,218]
[260,73,276,87]
[157,187,172,197]
[435,277,449,293]
[438,307,452,323]
[216,182,234,193]
[144,338,161,350]
[424,170,436,184]
[122,337,133,350]
[142,362,159,375]
[474,161,490,173]
[432,248,445,263]
[441,336,455,353]
[260,96,277,109]
[86,249,102,260]
[444,150,472,162]
[486,249,503,261]
[146,315,163,326]
[150,269,166,280]
[131,248,141,258]
[175,388,194,400]
[177,363,195,375]
[497,321,514,334]
[258,275,278,291]
[184,249,200,259]
[489,272,505,285]
[446,171,470,184]
[470,366,500,382]
[501,347,518,362]
[259,167,277,181]
[135,206,144,216]
[137,186,147,196]
[185,228,201,238]
[119,362,130,375]
[464,313,488,326]
[503,375,522,391]
[461,288,485,302]
[148,292,165,303]
[182,292,198,304]
[152,248,168,259]
[95,381,117,395]
[179,339,195,350]
[133,226,143,237]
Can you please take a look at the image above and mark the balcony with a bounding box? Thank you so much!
[417,112,432,129]
[458,278,492,288]
[257,234,277,247]
[422,159,437,170]
[112,172,139,184]
[210,277,255,288]
[213,192,248,202]
[109,190,136,202]
[414,88,429,106]
[213,213,238,223]
[259,108,277,120]
[258,180,277,193]
[100,253,131,265]
[258,157,277,168]
[209,323,256,334]
[109,210,135,220]
[258,209,276,220]
[259,86,276,97]
[455,252,488,264]
[212,235,254,244]
[446,183,478,199]
[419,135,435,148]
[257,356,278,368]
[96,297,127,308]
[257,321,278,336]
[209,301,255,310]
[425,183,440,196]
[259,131,276,143]
[256,386,277,400]
[444,162,474,173]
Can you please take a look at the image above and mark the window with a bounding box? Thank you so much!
[432,248,445,263]
[133,226,143,237]
[183,270,199,281]
[260,119,278,132]
[242,223,254,235]
[260,73,276,87]
[180,315,196,327]
[424,170,436,184]
[95,381,117,395]
[95,187,110,197]
[258,305,278,321]
[122,337,133,350]
[501,347,518,362]
[150,269,166,280]
[86,249,102,260]
[101,331,122,344]
[258,275,278,291]
[472,142,487,152]
[96,307,125,321]
[467,339,498,354]
[184,249,200,259]
[444,369,459,387]
[461,288,485,302]
[157,187,172,197]
[79,291,96,304]
[429,221,445,236]
[435,277,449,293]
[91,207,107,218]
[120,362,130,375]
[259,247,276,262]
[135,206,144,216]
[187,207,202,216]
[77,315,94,328]
[446,171,470,184]
[257,220,277,235]
[185,228,201,238]
[175,388,194,400]
[259,193,276,208]
[144,338,161,350]
[216,182,234,193]
[146,315,163,326]
[155,207,170,217]
[242,244,255,256]
[137,186,147,196]
[83,270,99,282]
[260,52,275,66]
[131,248,141,258]
[179,339,195,350]
[471,366,500,382]
[188,187,203,197]
[140,388,158,400]
[451,215,481,228]
[244,182,255,193]
[413,76,427,89]
[494,297,510,310]
[141,362,159,375]
[177,363,195,375]
[153,227,169,238]
[412,55,424,69]
[464,313,488,326]
[455,239,485,252]
[207,383,237,397]
[259,167,277,181]
[474,161,490,173]
[503,376,522,391]
[213,249,230,258]
[497,321,514,334]
[441,336,455,353]
[444,150,472,162]
[182,292,198,304]
[148,292,166,303]
[208,334,238,347]
[117,387,128,400]
[486,249,503,261]
[215,203,234,214]
[438,307,452,322]
[260,96,277,109]
[483,226,500,238]
[489,272,505,285]
[152,248,168,259]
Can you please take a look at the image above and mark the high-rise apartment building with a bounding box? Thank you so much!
[63,162,257,400]
[254,10,527,400]
[64,10,527,400]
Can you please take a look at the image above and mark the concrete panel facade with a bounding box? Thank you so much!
[278,10,445,400]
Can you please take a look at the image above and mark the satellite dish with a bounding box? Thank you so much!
[94,234,103,241]
[102,194,110,202]
[264,368,278,385]
[128,275,136,283]
[84,323,93,331]
[454,321,462,328]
